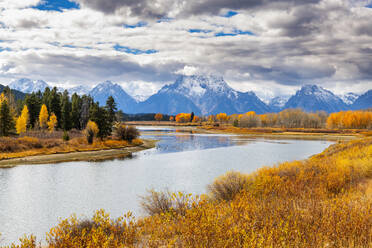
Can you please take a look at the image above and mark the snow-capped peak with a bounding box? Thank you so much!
[67,85,91,96]
[298,84,336,100]
[269,96,289,108]
[161,75,235,98]
[339,92,359,105]
[9,78,49,93]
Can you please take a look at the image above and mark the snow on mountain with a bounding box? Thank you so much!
[67,85,91,96]
[139,75,270,115]
[89,81,137,113]
[351,90,372,110]
[9,78,49,93]
[339,92,359,105]
[284,85,348,113]
[268,96,290,112]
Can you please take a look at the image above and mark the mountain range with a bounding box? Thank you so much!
[5,76,372,115]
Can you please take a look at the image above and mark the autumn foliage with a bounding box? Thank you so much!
[175,113,192,123]
[216,113,229,123]
[7,138,372,247]
[154,113,163,121]
[84,121,99,144]
[16,105,29,134]
[47,113,58,133]
[39,104,49,129]
[327,110,372,129]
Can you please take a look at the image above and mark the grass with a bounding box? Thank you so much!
[0,131,144,161]
[4,137,372,247]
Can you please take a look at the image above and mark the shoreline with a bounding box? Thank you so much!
[195,128,360,141]
[0,139,157,168]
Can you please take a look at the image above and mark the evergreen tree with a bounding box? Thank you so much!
[2,86,16,110]
[61,90,72,130]
[0,100,14,136]
[105,96,117,129]
[80,95,93,129]
[71,93,82,129]
[48,87,61,127]
[42,87,51,110]
[90,102,110,139]
[25,93,42,128]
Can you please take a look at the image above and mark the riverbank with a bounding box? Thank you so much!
[197,126,363,140]
[0,139,156,168]
[7,137,372,247]
[127,121,367,140]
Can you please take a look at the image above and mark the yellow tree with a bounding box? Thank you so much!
[216,113,229,123]
[16,116,26,134]
[39,104,49,129]
[0,92,6,104]
[84,120,99,144]
[21,105,29,125]
[16,105,29,134]
[154,113,163,121]
[47,113,58,132]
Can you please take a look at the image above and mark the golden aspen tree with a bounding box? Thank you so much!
[154,113,163,121]
[15,105,30,134]
[192,116,200,123]
[216,113,229,123]
[84,120,99,144]
[0,93,6,104]
[21,105,29,125]
[39,104,49,129]
[16,116,26,134]
[47,113,58,132]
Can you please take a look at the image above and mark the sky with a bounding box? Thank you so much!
[0,0,371,101]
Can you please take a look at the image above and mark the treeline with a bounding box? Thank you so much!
[170,109,372,129]
[0,86,119,138]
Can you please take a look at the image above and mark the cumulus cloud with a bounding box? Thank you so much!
[74,0,322,18]
[0,0,371,98]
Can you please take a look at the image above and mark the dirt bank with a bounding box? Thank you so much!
[0,139,156,168]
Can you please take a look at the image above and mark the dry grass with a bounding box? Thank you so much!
[0,132,143,161]
[207,171,249,201]
[201,125,365,135]
[5,138,372,248]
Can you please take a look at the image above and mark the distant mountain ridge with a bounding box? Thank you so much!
[284,85,348,113]
[268,96,290,112]
[351,90,372,110]
[0,84,26,100]
[9,78,49,93]
[5,77,372,114]
[339,92,359,105]
[138,75,271,115]
[89,81,137,113]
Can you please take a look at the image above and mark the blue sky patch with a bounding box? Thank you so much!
[366,3,372,8]
[124,22,148,29]
[33,0,80,12]
[0,47,11,52]
[113,44,158,55]
[215,29,254,37]
[62,44,77,48]
[157,17,174,23]
[223,11,238,18]
[189,29,212,34]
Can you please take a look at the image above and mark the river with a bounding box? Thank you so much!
[0,126,333,244]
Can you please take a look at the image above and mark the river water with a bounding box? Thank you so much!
[0,127,333,244]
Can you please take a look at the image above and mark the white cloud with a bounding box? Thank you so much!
[0,0,371,97]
